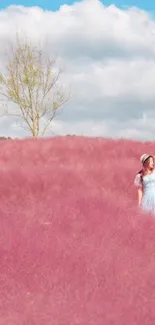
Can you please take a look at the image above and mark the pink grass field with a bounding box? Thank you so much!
[1,136,155,325]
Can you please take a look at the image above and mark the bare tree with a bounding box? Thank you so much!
[0,35,69,137]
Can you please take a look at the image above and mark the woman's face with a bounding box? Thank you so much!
[144,156,154,170]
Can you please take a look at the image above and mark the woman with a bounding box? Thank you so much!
[134,153,155,214]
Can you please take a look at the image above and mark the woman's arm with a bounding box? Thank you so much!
[137,187,143,206]
[134,173,143,206]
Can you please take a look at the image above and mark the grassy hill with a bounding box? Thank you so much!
[0,136,155,325]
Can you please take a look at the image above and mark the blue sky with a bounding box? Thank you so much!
[1,0,155,140]
[0,0,155,12]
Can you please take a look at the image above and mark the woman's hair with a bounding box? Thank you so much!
[137,155,154,183]
[143,155,154,166]
[137,169,143,184]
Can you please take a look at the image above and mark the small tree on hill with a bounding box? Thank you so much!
[0,36,69,137]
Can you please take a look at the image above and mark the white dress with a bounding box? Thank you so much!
[134,171,155,214]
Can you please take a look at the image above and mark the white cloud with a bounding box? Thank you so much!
[0,0,155,140]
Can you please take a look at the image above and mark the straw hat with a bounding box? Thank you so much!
[140,153,152,165]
